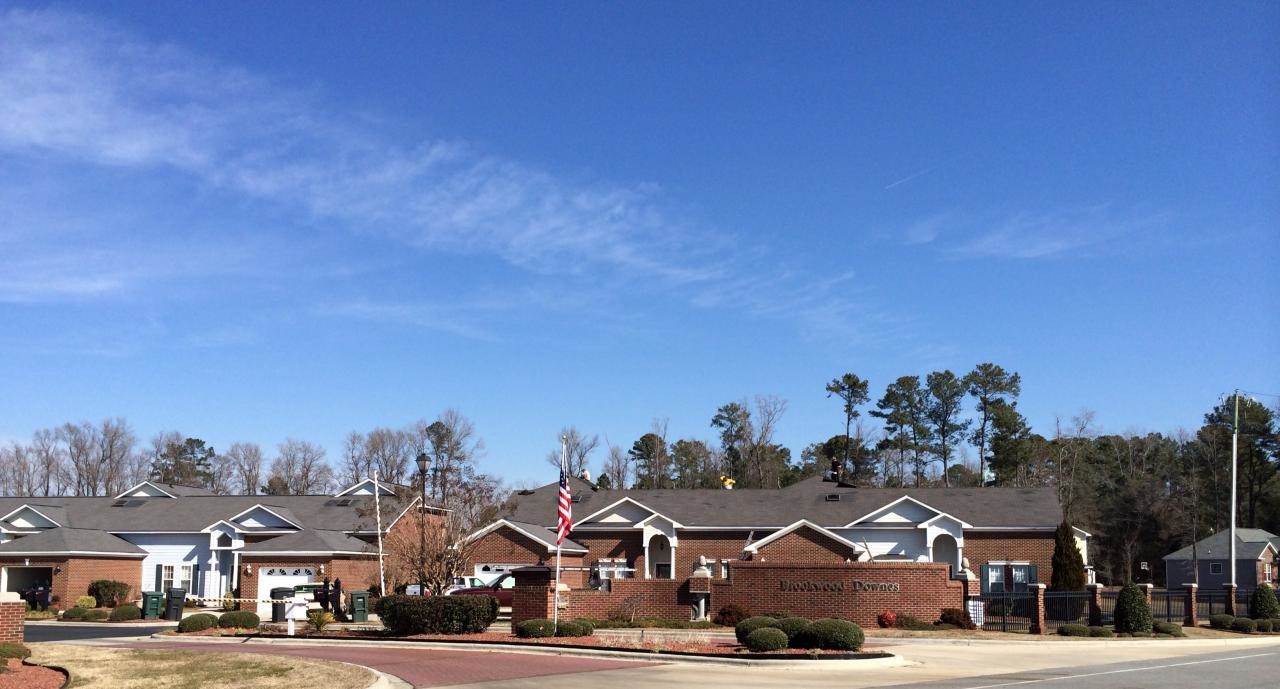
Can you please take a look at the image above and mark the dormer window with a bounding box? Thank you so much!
[216,533,233,548]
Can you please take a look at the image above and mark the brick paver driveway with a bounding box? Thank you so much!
[126,641,663,687]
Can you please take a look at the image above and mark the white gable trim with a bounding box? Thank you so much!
[844,495,969,529]
[578,496,684,529]
[744,519,862,555]
[228,504,303,530]
[1072,526,1093,538]
[334,478,398,497]
[463,519,588,554]
[0,505,63,528]
[636,513,685,529]
[113,481,178,500]
[919,512,974,530]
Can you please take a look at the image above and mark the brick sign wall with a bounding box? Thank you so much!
[0,596,23,643]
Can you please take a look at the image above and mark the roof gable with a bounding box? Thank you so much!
[334,478,399,497]
[0,504,63,529]
[745,520,862,556]
[846,495,971,529]
[229,504,303,530]
[579,497,659,526]
[465,519,587,553]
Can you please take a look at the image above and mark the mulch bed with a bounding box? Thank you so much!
[0,658,64,689]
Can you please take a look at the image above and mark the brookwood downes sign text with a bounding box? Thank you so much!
[779,580,901,593]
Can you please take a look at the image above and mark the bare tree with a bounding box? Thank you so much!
[744,395,788,488]
[602,442,631,489]
[544,426,599,477]
[30,428,67,496]
[340,431,369,487]
[269,439,335,494]
[0,444,39,496]
[223,441,264,495]
[59,422,98,496]
[366,427,412,486]
[97,418,137,496]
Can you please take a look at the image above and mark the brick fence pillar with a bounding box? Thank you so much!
[1224,584,1238,617]
[1029,583,1046,635]
[1138,583,1153,609]
[511,566,554,626]
[1087,583,1104,627]
[0,592,24,643]
[1183,583,1198,627]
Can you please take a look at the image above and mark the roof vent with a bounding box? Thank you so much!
[517,489,535,496]
[824,494,841,502]
[112,499,128,507]
[336,498,354,507]
[571,495,583,503]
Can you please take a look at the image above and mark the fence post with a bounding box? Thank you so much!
[1087,583,1104,627]
[1030,584,1046,635]
[1183,583,1197,627]
[1138,583,1153,609]
[1224,583,1238,617]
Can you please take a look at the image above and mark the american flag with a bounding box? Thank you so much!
[556,444,572,545]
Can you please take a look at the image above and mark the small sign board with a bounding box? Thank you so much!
[405,584,423,596]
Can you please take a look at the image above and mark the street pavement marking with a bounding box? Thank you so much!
[963,653,1275,689]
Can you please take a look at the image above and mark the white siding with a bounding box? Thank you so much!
[119,534,217,598]
[835,527,929,561]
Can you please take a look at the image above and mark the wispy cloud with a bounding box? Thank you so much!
[901,206,1172,260]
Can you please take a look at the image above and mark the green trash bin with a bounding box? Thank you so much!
[349,590,369,623]
[141,591,164,620]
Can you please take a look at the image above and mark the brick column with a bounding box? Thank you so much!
[1224,584,1238,617]
[511,566,555,625]
[1183,583,1198,627]
[1030,583,1046,635]
[0,592,24,643]
[1138,583,1153,607]
[689,568,712,620]
[1088,583,1104,627]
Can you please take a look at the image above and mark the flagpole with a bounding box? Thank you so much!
[554,435,566,627]
[373,471,386,597]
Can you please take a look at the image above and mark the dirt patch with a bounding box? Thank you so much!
[0,658,63,689]
[29,643,373,689]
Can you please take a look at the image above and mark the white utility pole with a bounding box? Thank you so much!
[1230,391,1239,589]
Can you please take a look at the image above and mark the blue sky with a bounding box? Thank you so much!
[1,2,1276,487]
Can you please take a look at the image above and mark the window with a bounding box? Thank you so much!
[1265,562,1272,582]
[720,559,730,579]
[988,563,1033,593]
[1210,563,1223,575]
[988,566,1005,593]
[593,559,634,580]
[161,564,192,592]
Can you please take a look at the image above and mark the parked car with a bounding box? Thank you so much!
[450,572,515,606]
[444,576,490,595]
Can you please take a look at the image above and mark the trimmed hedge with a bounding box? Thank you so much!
[515,619,556,638]
[218,611,261,629]
[75,595,97,609]
[62,607,88,621]
[795,619,864,651]
[1256,618,1274,633]
[584,618,715,629]
[713,604,750,627]
[88,579,132,608]
[1088,626,1113,637]
[1152,621,1184,637]
[109,605,141,622]
[1113,583,1152,634]
[1231,617,1257,634]
[1250,586,1280,620]
[773,617,810,642]
[1209,614,1234,630]
[555,620,594,638]
[84,609,109,621]
[1057,624,1090,637]
[378,594,498,635]
[745,627,789,652]
[177,613,218,632]
[734,616,779,644]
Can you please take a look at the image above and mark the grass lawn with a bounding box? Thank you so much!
[29,644,374,688]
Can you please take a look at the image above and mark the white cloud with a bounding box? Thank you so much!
[901,206,1172,260]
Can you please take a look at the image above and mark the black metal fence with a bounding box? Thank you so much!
[976,592,1036,633]
[1098,590,1118,625]
[1043,591,1089,629]
[1150,589,1187,622]
[1197,589,1230,618]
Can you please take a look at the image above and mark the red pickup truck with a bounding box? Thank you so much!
[450,572,514,606]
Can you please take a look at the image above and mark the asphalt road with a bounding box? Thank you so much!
[25,623,166,643]
[887,648,1280,689]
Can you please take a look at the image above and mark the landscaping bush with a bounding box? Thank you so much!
[0,643,30,660]
[1249,586,1280,620]
[1153,621,1184,637]
[1113,583,1153,634]
[938,607,977,630]
[377,594,498,635]
[515,618,556,638]
[713,604,750,627]
[88,579,132,608]
[893,613,934,631]
[177,613,218,632]
[1057,624,1090,637]
[773,617,810,642]
[734,616,779,644]
[217,611,261,629]
[75,595,97,609]
[109,605,141,622]
[1231,617,1257,634]
[795,618,864,651]
[307,611,334,631]
[762,610,793,619]
[876,611,897,628]
[61,607,87,621]
[1255,618,1273,633]
[1209,614,1234,630]
[1088,626,1113,637]
[745,627,789,652]
[555,620,594,637]
[84,609,109,621]
[24,609,56,621]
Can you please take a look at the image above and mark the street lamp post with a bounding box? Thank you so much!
[416,451,429,596]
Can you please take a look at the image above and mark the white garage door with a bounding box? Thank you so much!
[256,567,315,617]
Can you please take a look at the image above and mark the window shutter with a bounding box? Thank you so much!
[1028,564,1039,585]
[155,564,163,592]
[980,564,990,594]
[191,563,201,596]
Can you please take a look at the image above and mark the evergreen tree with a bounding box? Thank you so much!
[150,437,216,487]
[630,433,673,489]
[1113,582,1153,634]
[1050,521,1086,591]
[925,370,970,487]
[963,363,1021,486]
[825,373,870,480]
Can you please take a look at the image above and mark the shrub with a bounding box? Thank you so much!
[515,618,556,638]
[177,613,218,632]
[584,618,715,629]
[307,611,334,631]
[84,609,109,621]
[1153,621,1184,637]
[876,611,897,628]
[75,595,97,609]
[24,610,56,621]
[1250,586,1280,620]
[1209,614,1234,630]
[734,616,778,644]
[762,610,792,619]
[88,580,132,608]
[1057,624,1090,637]
[109,605,141,622]
[1255,618,1273,633]
[795,618,864,651]
[1113,583,1153,634]
[938,607,977,630]
[1231,617,1257,634]
[894,613,934,631]
[745,627,789,652]
[61,607,88,621]
[713,604,750,627]
[1088,626,1113,637]
[773,617,810,642]
[0,643,30,660]
[218,611,261,629]
[377,594,498,635]
[555,620,593,637]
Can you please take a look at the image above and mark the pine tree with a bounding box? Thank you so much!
[1050,521,1086,591]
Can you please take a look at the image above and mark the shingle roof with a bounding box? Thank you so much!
[501,520,587,552]
[1163,528,1278,561]
[504,475,1063,529]
[240,529,373,554]
[0,527,147,556]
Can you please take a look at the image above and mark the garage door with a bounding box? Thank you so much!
[256,566,315,617]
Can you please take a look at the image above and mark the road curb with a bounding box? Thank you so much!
[871,635,1280,648]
